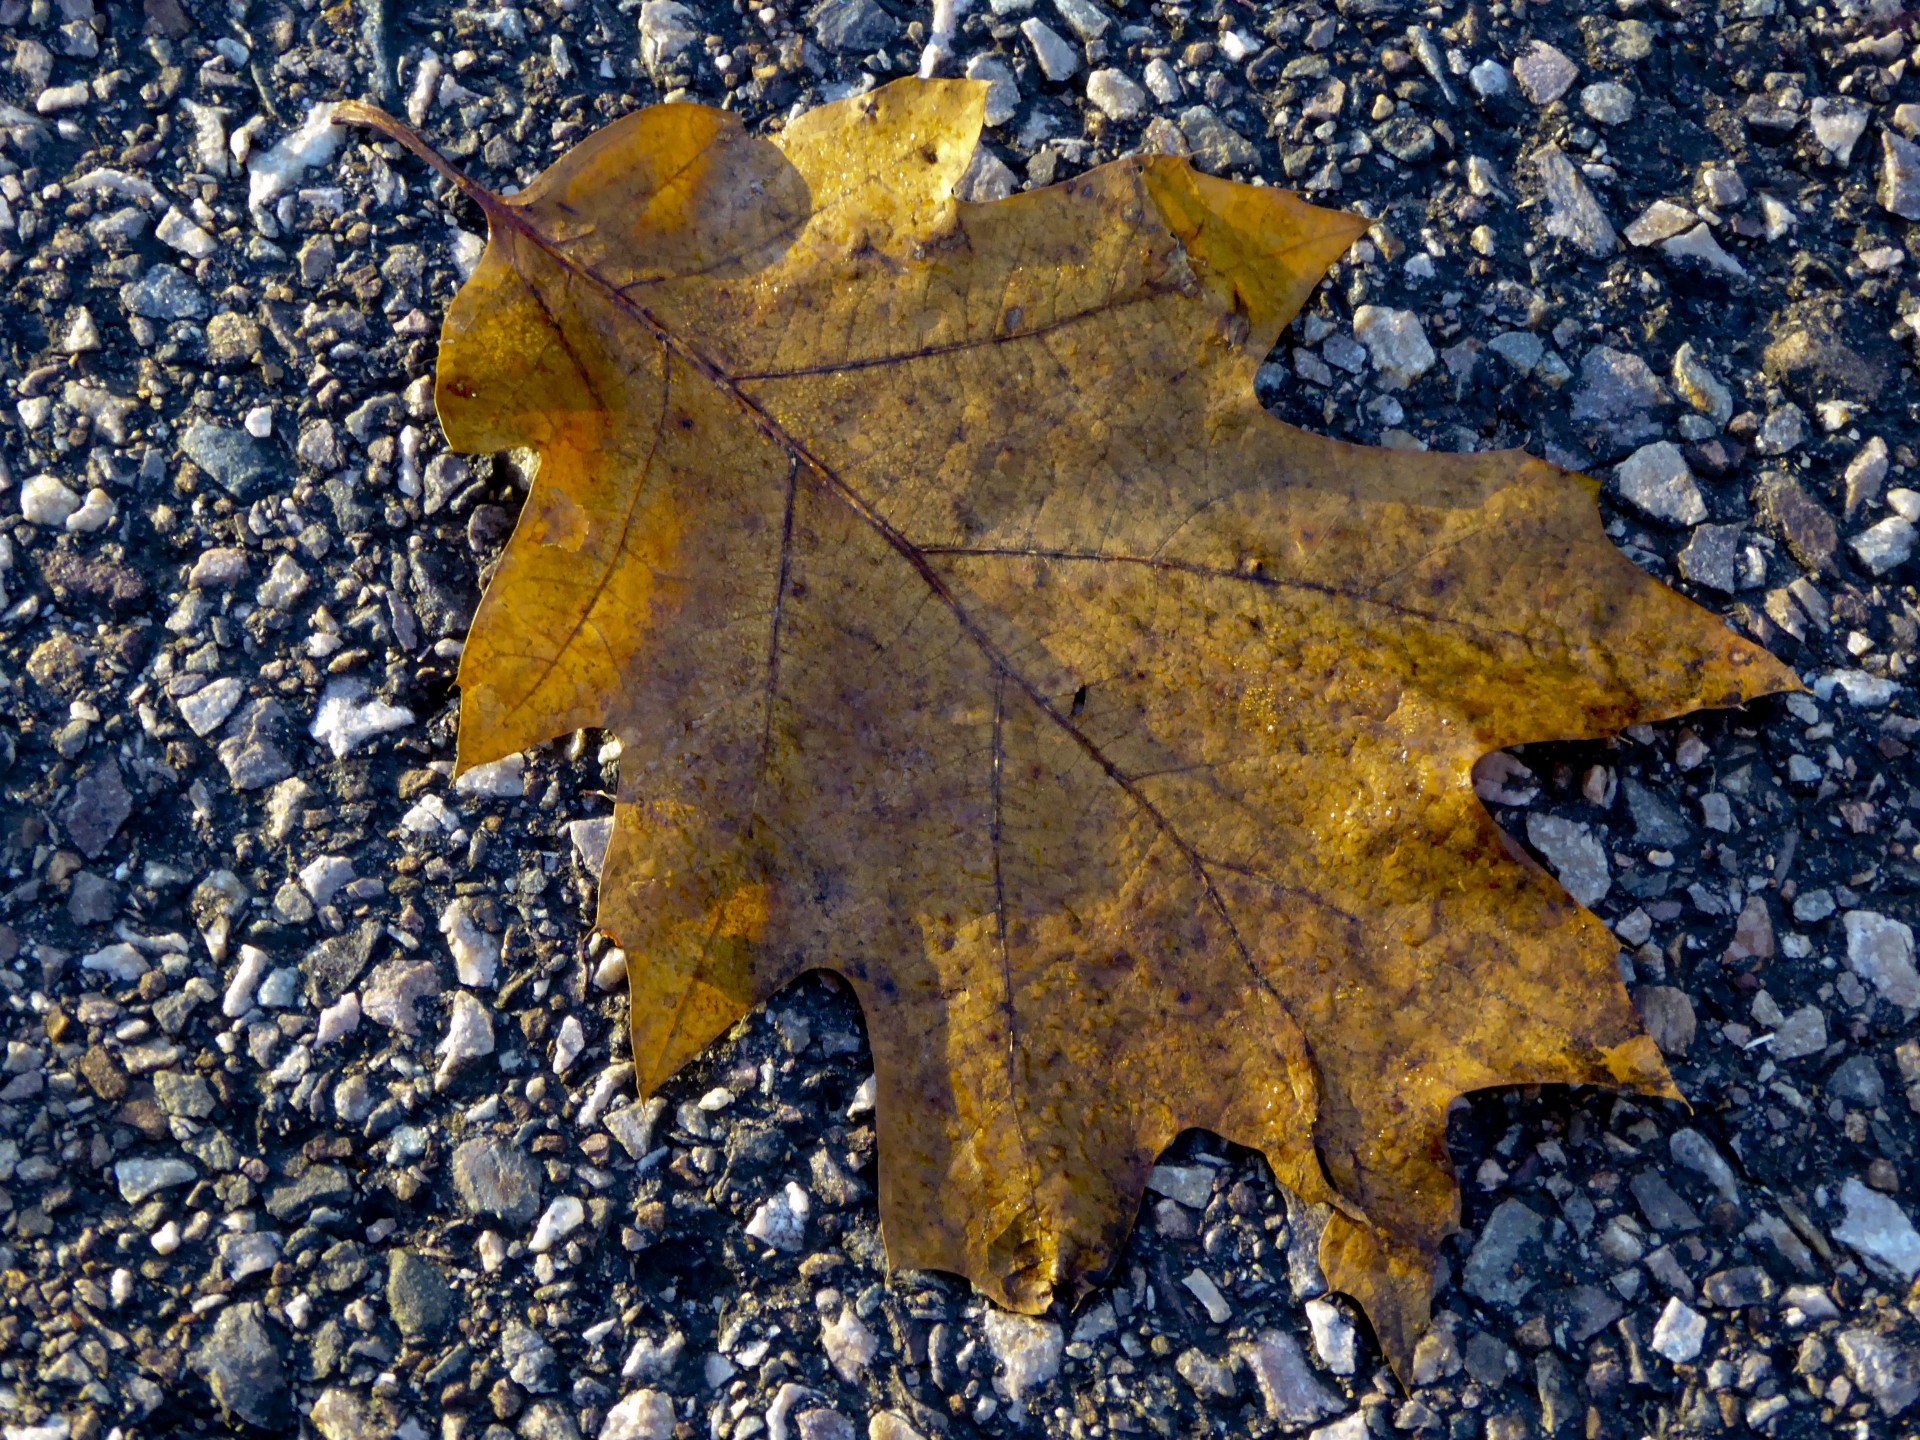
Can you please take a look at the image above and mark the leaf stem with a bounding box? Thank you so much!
[333,99,499,215]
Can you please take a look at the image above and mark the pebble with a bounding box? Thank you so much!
[1512,41,1578,105]
[121,263,209,320]
[80,943,147,983]
[1836,1329,1920,1417]
[1351,307,1436,389]
[181,421,274,497]
[1579,82,1635,126]
[1852,515,1915,575]
[176,677,245,737]
[19,475,80,527]
[361,959,441,1035]
[452,1137,543,1223]
[1086,68,1147,122]
[1832,1177,1920,1280]
[191,1302,288,1430]
[964,55,1020,126]
[1845,435,1891,514]
[1881,131,1920,220]
[1020,18,1078,82]
[247,102,344,210]
[1662,224,1746,277]
[983,1310,1063,1407]
[638,0,699,80]
[223,945,272,1018]
[387,1250,453,1341]
[452,753,525,798]
[552,1014,587,1074]
[1463,1198,1546,1305]
[1809,97,1869,163]
[1468,59,1510,100]
[600,1389,675,1440]
[1677,524,1742,593]
[1304,1299,1357,1374]
[310,678,416,758]
[1671,343,1733,424]
[156,206,217,259]
[217,1231,282,1282]
[115,1157,197,1204]
[1648,1297,1707,1363]
[1614,442,1706,525]
[1535,145,1617,258]
[436,991,495,1082]
[745,1182,811,1251]
[1177,106,1256,173]
[1233,1330,1342,1424]
[1525,815,1609,905]
[1845,911,1918,1011]
[820,1305,879,1381]
[439,898,501,986]
[1142,57,1180,105]
[64,487,115,533]
[807,0,898,53]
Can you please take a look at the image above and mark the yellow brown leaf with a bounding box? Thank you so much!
[341,80,1798,1377]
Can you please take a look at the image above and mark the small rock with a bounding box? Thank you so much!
[436,991,495,1082]
[1020,18,1078,81]
[63,760,132,859]
[1513,41,1578,105]
[1809,97,1869,164]
[1304,1299,1357,1374]
[745,1182,810,1251]
[1535,145,1616,257]
[638,0,699,79]
[1836,1328,1920,1417]
[1882,131,1920,221]
[965,55,1020,127]
[1233,1330,1342,1425]
[216,699,295,791]
[1352,306,1436,388]
[1852,516,1915,575]
[1175,1347,1237,1400]
[1845,911,1918,1011]
[1833,1177,1920,1281]
[1579,82,1635,126]
[982,1309,1063,1407]
[1649,1298,1707,1363]
[122,263,209,320]
[1677,524,1743,593]
[1752,472,1838,574]
[453,753,525,798]
[1770,1004,1826,1061]
[1614,442,1705,526]
[1671,343,1734,424]
[1469,60,1511,100]
[115,1157,197,1203]
[1177,106,1256,174]
[1086,68,1147,121]
[176,677,245,738]
[387,1250,452,1342]
[1624,200,1698,245]
[1525,815,1608,905]
[1463,1199,1546,1306]
[820,1305,879,1382]
[361,959,440,1035]
[530,1196,586,1253]
[1662,224,1746,278]
[310,678,415,758]
[20,475,80,527]
[438,898,501,986]
[808,0,898,51]
[452,1137,542,1224]
[248,102,344,209]
[601,1389,675,1440]
[502,1322,559,1393]
[191,1302,288,1430]
[1636,986,1696,1056]
[1571,347,1665,447]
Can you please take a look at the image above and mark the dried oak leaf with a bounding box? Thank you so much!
[343,81,1796,1373]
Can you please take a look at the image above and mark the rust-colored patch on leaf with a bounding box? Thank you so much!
[342,81,1798,1377]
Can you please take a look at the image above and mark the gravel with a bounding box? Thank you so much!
[0,2,1916,1439]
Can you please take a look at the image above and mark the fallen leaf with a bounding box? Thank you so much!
[342,80,1797,1375]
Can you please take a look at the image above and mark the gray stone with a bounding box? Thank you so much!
[62,759,131,859]
[1485,331,1544,375]
[1672,343,1733,424]
[1677,525,1743,593]
[1580,82,1635,126]
[502,1322,558,1393]
[1837,1328,1920,1416]
[1629,1170,1701,1233]
[1700,1266,1773,1308]
[1525,814,1608,906]
[1662,224,1746,278]
[1810,98,1869,163]
[265,1165,353,1222]
[1829,1055,1885,1107]
[1352,306,1435,388]
[1175,1347,1237,1400]
[1615,442,1705,526]
[1463,1200,1546,1306]
[1621,778,1692,848]
[386,1250,452,1342]
[1833,1178,1920,1280]
[1177,106,1257,174]
[1648,1298,1706,1363]
[808,0,899,52]
[216,699,294,791]
[182,420,276,498]
[1085,68,1147,122]
[154,1070,216,1118]
[1513,41,1577,105]
[1635,986,1696,1056]
[1535,144,1616,258]
[1845,911,1918,1011]
[964,55,1019,127]
[982,1309,1062,1406]
[115,1156,197,1203]
[191,1302,288,1430]
[452,1136,543,1224]
[1752,472,1838,574]
[1051,0,1109,42]
[1881,131,1920,220]
[1571,347,1665,448]
[1771,1004,1827,1061]
[796,1411,855,1440]
[302,922,382,1006]
[1853,515,1916,575]
[638,0,699,78]
[1019,17,1078,81]
[1374,117,1435,163]
[122,263,209,320]
[1232,1330,1342,1424]
[176,677,245,737]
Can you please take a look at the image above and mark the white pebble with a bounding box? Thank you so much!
[529,1195,586,1253]
[244,405,273,438]
[150,1221,182,1255]
[314,992,361,1047]
[20,475,80,527]
[222,945,272,1018]
[64,486,116,533]
[552,1015,587,1075]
